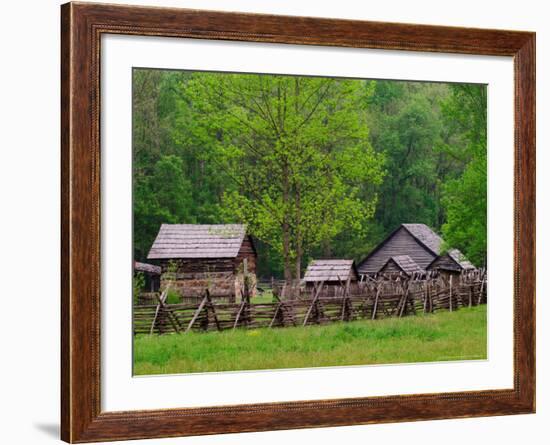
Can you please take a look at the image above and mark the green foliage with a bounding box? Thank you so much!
[133,272,145,306]
[132,68,487,277]
[366,81,465,236]
[440,85,487,265]
[133,155,194,258]
[166,260,178,274]
[441,156,487,264]
[134,305,487,374]
[165,288,181,305]
[184,73,385,281]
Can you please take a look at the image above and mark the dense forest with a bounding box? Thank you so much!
[133,69,487,280]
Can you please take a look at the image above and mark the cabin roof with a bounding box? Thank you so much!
[448,249,475,269]
[358,223,444,273]
[381,255,424,275]
[147,224,250,259]
[401,223,443,255]
[134,261,161,275]
[303,259,358,283]
[428,249,475,271]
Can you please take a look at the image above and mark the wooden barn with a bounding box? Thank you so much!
[378,255,424,277]
[134,261,161,292]
[358,223,474,276]
[147,224,257,302]
[427,248,475,276]
[303,259,359,295]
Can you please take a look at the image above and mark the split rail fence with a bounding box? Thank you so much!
[134,269,486,335]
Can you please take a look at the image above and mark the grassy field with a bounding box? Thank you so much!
[250,292,275,304]
[133,305,486,375]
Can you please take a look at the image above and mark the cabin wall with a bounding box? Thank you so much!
[304,281,360,297]
[144,273,160,293]
[158,254,257,301]
[359,227,436,274]
[158,258,235,300]
[159,258,234,274]
[234,237,257,274]
[428,254,461,272]
[379,260,400,274]
[233,237,258,300]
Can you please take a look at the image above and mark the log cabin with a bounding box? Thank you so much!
[358,223,474,277]
[426,248,475,278]
[303,259,359,296]
[134,261,161,292]
[147,224,257,302]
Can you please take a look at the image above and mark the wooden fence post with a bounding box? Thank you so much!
[398,280,411,318]
[154,292,182,334]
[150,288,168,335]
[233,300,246,329]
[269,303,282,328]
[478,274,486,305]
[205,289,221,331]
[303,281,324,326]
[424,280,430,313]
[186,293,208,333]
[449,275,453,312]
[371,284,382,320]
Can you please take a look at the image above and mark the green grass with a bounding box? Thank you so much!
[133,305,486,375]
[251,291,275,304]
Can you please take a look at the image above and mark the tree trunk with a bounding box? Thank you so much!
[282,222,292,284]
[294,182,302,282]
[292,79,302,284]
[282,160,293,285]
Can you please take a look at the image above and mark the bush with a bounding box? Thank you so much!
[165,288,181,304]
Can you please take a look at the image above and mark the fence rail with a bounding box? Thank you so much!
[134,270,486,335]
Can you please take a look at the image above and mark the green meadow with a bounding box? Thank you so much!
[133,305,486,375]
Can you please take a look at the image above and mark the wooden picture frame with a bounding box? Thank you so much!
[61,2,535,442]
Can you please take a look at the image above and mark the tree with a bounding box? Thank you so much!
[188,73,385,282]
[440,84,487,266]
[133,155,194,259]
[131,68,486,276]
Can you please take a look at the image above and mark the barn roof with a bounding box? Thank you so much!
[303,259,358,283]
[381,255,424,275]
[147,224,250,259]
[401,223,443,255]
[134,261,161,275]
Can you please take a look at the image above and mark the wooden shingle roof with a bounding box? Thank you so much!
[381,255,423,275]
[401,223,443,255]
[134,261,161,275]
[303,259,358,283]
[147,224,248,259]
[445,249,475,270]
[358,223,475,274]
[438,249,475,270]
[357,223,444,274]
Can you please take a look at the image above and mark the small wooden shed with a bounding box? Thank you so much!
[427,249,475,277]
[303,259,359,294]
[134,261,161,292]
[378,255,424,277]
[147,224,257,301]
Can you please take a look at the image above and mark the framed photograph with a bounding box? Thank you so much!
[61,2,535,442]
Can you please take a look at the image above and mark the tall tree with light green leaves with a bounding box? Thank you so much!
[186,73,385,282]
